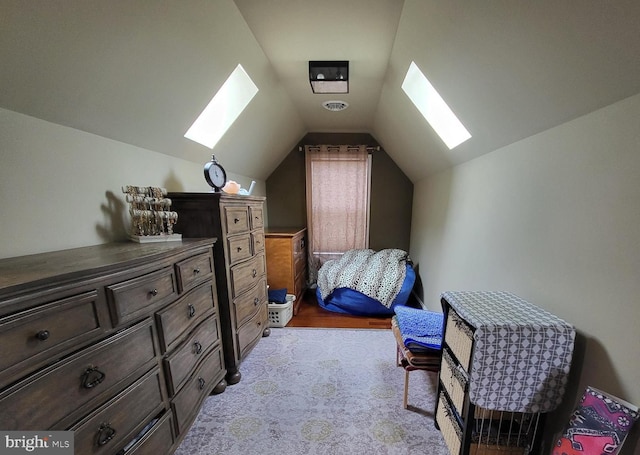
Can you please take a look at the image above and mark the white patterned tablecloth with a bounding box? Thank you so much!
[440,290,575,413]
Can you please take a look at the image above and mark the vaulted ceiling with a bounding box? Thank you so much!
[2,0,640,182]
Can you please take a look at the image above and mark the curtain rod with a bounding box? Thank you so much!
[298,145,380,153]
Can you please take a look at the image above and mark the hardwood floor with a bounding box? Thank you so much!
[286,288,392,329]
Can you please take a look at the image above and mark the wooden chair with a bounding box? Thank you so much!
[392,316,441,409]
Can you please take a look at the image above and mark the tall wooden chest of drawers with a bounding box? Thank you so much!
[264,227,307,314]
[168,192,270,385]
[435,291,575,455]
[0,239,226,454]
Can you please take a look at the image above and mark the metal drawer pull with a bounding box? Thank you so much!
[237,247,242,252]
[252,269,257,278]
[35,330,50,341]
[254,298,259,306]
[188,304,196,318]
[234,218,240,224]
[149,288,158,297]
[193,268,200,275]
[81,366,106,389]
[198,377,206,390]
[96,423,116,446]
[193,341,203,354]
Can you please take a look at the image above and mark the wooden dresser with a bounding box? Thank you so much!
[264,227,307,314]
[0,239,226,454]
[168,192,269,385]
[435,291,576,455]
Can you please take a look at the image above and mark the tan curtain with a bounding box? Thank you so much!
[305,145,371,283]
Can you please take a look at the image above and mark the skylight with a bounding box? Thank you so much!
[184,64,258,149]
[401,61,471,149]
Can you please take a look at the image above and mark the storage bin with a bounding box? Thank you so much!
[268,294,295,327]
[444,308,474,371]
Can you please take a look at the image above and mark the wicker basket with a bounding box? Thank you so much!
[268,294,295,327]
[444,309,474,371]
[441,349,468,414]
[436,392,463,455]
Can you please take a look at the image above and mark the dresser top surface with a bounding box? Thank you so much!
[167,192,265,203]
[0,239,216,298]
[264,227,306,237]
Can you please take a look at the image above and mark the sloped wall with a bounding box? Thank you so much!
[410,93,640,454]
[0,108,264,259]
[266,132,413,252]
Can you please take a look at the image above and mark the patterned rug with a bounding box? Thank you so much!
[175,328,449,455]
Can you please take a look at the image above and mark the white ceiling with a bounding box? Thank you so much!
[2,0,640,182]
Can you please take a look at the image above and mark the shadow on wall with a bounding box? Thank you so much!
[97,191,128,242]
[164,170,185,194]
[409,262,425,307]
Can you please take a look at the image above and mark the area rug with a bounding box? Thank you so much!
[174,328,449,455]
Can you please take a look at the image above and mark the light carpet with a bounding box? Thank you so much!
[175,327,449,455]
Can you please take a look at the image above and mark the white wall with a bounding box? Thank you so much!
[410,93,640,453]
[0,108,265,259]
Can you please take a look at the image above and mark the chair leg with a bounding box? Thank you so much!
[403,369,409,409]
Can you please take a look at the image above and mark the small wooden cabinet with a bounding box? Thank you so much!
[0,239,226,454]
[435,291,575,455]
[168,193,270,385]
[264,227,307,314]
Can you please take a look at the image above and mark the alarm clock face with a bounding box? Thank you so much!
[204,157,227,191]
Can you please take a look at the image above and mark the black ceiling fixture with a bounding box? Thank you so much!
[309,61,349,94]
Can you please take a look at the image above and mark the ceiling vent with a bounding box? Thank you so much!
[322,100,349,112]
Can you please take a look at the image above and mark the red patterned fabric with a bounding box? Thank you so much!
[552,386,639,455]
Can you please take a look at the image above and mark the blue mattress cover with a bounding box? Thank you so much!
[316,264,416,316]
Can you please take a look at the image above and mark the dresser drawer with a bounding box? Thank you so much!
[163,316,222,396]
[252,230,265,254]
[441,348,468,416]
[72,369,166,455]
[229,254,266,299]
[237,304,267,359]
[0,319,158,430]
[293,238,306,276]
[294,269,306,299]
[0,290,104,389]
[436,392,463,455]
[249,206,264,230]
[227,234,252,265]
[444,309,474,372]
[156,283,216,353]
[175,251,213,293]
[233,278,266,327]
[171,347,225,435]
[121,412,174,455]
[223,206,249,235]
[107,267,178,326]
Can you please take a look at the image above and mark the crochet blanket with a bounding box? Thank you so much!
[317,249,408,308]
[393,305,443,353]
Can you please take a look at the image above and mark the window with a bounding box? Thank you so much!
[305,145,371,281]
[184,64,258,149]
[402,61,471,149]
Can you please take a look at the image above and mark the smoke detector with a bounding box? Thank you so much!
[322,100,349,112]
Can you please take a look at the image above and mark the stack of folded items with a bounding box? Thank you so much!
[393,305,443,354]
